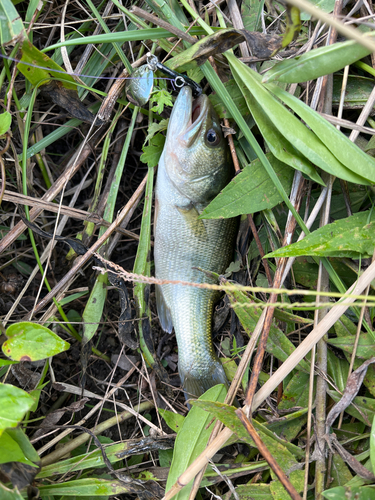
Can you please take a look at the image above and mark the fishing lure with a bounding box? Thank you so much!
[125,53,202,107]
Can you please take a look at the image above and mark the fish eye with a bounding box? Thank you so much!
[205,128,221,147]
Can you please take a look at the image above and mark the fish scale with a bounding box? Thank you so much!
[154,86,237,399]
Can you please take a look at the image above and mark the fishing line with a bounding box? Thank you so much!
[0,52,173,81]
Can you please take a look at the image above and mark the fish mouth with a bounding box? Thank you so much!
[183,94,209,147]
[169,87,209,148]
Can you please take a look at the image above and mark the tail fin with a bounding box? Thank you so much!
[180,359,229,401]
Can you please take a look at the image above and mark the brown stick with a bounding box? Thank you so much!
[247,213,273,286]
[245,172,305,410]
[235,408,303,500]
[29,174,148,317]
[0,141,95,253]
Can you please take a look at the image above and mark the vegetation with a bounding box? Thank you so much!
[1,0,375,498]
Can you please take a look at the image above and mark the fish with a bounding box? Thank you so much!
[154,86,237,399]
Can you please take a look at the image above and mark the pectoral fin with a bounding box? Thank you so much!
[155,285,173,333]
[176,203,207,240]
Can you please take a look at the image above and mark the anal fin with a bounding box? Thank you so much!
[155,285,173,333]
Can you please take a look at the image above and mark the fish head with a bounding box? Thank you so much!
[164,86,232,203]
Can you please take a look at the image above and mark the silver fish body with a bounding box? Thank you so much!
[154,86,237,398]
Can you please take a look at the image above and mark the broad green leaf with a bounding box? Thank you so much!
[209,79,248,119]
[328,391,375,426]
[0,0,25,44]
[227,288,310,373]
[327,349,350,393]
[18,39,77,90]
[82,274,107,345]
[233,483,273,499]
[0,484,24,500]
[159,409,185,433]
[201,153,294,219]
[323,486,375,500]
[0,428,40,467]
[191,400,305,496]
[0,384,34,436]
[238,84,323,184]
[265,210,375,259]
[227,55,371,185]
[37,478,144,496]
[371,414,375,479]
[328,334,375,360]
[262,38,374,84]
[266,408,308,442]
[191,400,304,459]
[279,371,310,410]
[0,111,11,135]
[165,385,227,500]
[241,0,263,32]
[3,322,70,361]
[335,315,375,398]
[329,455,353,487]
[265,83,375,184]
[38,442,135,478]
[141,133,165,168]
[332,75,375,108]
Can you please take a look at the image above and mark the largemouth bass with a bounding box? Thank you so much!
[154,86,237,398]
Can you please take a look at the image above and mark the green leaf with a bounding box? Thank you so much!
[0,359,18,367]
[37,478,144,496]
[165,385,227,500]
[327,349,350,393]
[82,274,107,345]
[0,484,24,500]
[37,442,134,478]
[0,0,25,44]
[234,483,273,499]
[190,400,305,496]
[209,79,248,119]
[228,57,370,185]
[263,38,374,84]
[140,133,165,168]
[328,334,375,360]
[3,322,70,361]
[0,427,40,467]
[151,88,173,114]
[265,83,375,184]
[0,225,27,240]
[0,111,11,135]
[159,409,185,433]
[191,400,304,459]
[201,153,294,219]
[279,371,310,409]
[370,414,375,481]
[144,119,168,143]
[241,0,263,32]
[235,69,323,184]
[18,39,77,90]
[227,289,310,373]
[300,0,335,19]
[323,486,375,500]
[0,384,34,436]
[265,210,375,259]
[328,390,375,426]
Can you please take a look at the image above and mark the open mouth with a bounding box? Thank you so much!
[182,95,208,146]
